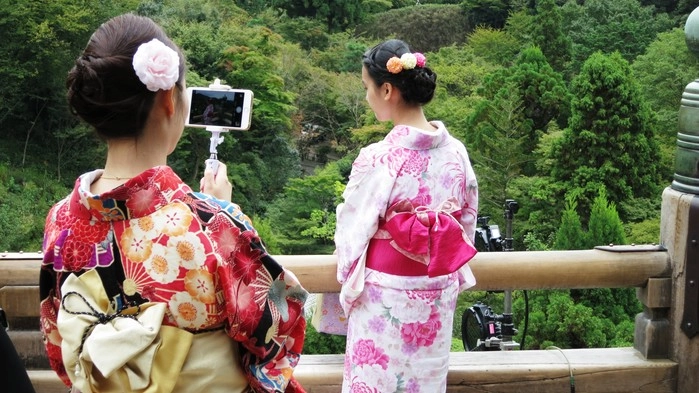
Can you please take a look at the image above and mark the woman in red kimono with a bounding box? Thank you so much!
[39,13,307,393]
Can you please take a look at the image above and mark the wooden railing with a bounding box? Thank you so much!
[2,186,698,392]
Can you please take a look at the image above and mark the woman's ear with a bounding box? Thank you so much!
[382,82,394,101]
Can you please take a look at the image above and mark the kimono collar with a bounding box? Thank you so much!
[383,121,451,150]
[69,166,191,222]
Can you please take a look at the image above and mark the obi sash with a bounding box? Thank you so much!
[367,197,477,277]
[57,270,248,393]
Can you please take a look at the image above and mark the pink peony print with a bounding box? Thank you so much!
[352,339,389,369]
[350,381,378,393]
[400,316,442,348]
[400,150,429,176]
[407,289,441,303]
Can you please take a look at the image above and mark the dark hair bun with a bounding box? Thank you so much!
[362,39,436,106]
[66,14,184,139]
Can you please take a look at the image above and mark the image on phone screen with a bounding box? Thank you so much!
[188,89,247,128]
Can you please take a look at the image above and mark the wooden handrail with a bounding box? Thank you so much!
[0,245,679,392]
[1,245,670,292]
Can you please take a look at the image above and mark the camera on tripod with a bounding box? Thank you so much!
[475,216,503,252]
[474,200,518,252]
[462,302,518,351]
[462,199,520,351]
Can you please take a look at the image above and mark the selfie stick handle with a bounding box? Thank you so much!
[204,78,232,174]
[205,127,225,173]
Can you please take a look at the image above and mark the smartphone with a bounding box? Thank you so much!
[185,87,253,130]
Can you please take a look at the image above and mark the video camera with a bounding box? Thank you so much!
[462,199,521,351]
[462,302,518,351]
[475,216,503,252]
[474,199,518,252]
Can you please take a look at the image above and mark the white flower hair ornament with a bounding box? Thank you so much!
[132,38,180,92]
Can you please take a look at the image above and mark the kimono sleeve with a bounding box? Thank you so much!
[38,202,73,388]
[456,144,479,292]
[335,145,394,283]
[214,207,309,393]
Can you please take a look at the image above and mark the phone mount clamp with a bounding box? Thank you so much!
[204,78,230,174]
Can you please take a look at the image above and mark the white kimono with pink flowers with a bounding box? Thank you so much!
[335,122,478,393]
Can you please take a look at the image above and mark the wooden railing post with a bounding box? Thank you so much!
[656,7,699,391]
[659,188,699,393]
[635,275,672,359]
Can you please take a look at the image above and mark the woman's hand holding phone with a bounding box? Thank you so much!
[200,161,233,201]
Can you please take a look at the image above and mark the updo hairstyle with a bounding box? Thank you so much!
[66,14,185,139]
[362,39,437,106]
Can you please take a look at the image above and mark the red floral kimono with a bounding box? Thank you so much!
[40,166,307,392]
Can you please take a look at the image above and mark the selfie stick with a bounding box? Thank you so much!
[204,78,230,174]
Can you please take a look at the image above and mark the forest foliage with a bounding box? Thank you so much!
[1,0,697,351]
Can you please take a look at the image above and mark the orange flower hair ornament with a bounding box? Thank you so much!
[386,52,426,74]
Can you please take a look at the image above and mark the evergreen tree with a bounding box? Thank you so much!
[572,186,638,342]
[270,0,364,31]
[476,46,571,175]
[531,0,572,73]
[586,187,626,247]
[467,83,530,213]
[632,27,699,182]
[552,51,662,220]
[553,193,586,250]
[560,0,675,73]
[461,0,511,29]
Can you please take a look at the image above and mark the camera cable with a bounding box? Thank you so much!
[546,345,575,393]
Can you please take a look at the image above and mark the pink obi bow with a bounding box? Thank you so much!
[376,197,477,277]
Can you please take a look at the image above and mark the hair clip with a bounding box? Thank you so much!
[386,52,426,74]
[132,38,179,92]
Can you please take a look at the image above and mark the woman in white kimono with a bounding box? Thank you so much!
[334,39,479,393]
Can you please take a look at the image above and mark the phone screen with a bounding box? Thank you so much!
[187,88,250,129]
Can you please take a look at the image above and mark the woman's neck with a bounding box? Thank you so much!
[391,106,436,132]
[102,137,167,178]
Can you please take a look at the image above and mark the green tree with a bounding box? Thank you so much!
[466,26,523,67]
[275,16,330,51]
[466,84,530,213]
[513,289,608,349]
[475,46,571,175]
[0,0,135,175]
[309,32,369,73]
[586,188,626,247]
[552,51,662,220]
[553,193,586,250]
[516,185,639,349]
[531,0,571,73]
[573,187,638,345]
[294,70,365,155]
[270,0,364,31]
[632,27,699,181]
[265,161,346,254]
[356,4,470,53]
[0,163,71,252]
[461,0,511,29]
[504,9,535,48]
[560,0,675,73]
